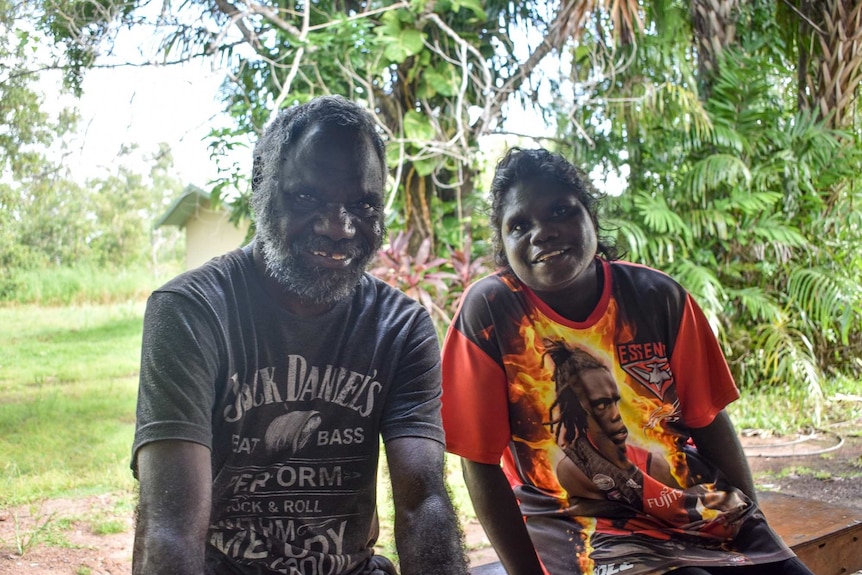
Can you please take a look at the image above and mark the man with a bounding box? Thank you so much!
[544,341,680,504]
[132,95,469,575]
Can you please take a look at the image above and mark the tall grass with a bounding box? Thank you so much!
[0,262,181,306]
[729,377,862,435]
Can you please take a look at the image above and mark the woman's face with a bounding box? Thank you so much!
[500,179,598,297]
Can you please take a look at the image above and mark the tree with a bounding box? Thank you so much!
[86,144,184,267]
[691,0,739,97]
[1,140,184,274]
[546,0,862,413]
[0,0,78,182]
[1,0,83,270]
[9,0,862,408]
[2,0,188,276]
[192,0,531,248]
[29,0,641,250]
[785,0,862,130]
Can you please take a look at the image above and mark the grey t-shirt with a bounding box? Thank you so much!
[133,245,444,575]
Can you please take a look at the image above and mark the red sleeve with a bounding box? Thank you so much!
[671,294,740,428]
[441,326,511,464]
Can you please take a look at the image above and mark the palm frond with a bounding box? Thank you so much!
[707,124,746,153]
[632,191,692,240]
[685,154,751,204]
[687,207,735,241]
[665,259,726,327]
[746,214,807,248]
[604,216,649,262]
[727,189,782,214]
[787,267,860,344]
[751,321,824,423]
[648,83,712,141]
[727,286,784,324]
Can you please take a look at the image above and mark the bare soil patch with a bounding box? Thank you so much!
[743,421,862,511]
[0,494,133,575]
[2,423,860,574]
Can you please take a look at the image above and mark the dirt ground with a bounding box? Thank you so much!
[2,423,860,575]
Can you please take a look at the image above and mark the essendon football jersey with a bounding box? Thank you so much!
[441,259,793,575]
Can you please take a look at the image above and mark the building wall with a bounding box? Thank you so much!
[185,206,250,269]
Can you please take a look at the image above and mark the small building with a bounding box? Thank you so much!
[156,185,250,270]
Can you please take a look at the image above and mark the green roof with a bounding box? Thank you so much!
[155,185,211,228]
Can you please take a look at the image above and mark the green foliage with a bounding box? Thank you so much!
[37,0,141,94]
[0,0,77,181]
[558,2,862,419]
[125,0,564,255]
[378,11,425,62]
[1,142,185,286]
[729,373,862,435]
[5,0,861,443]
[2,0,187,276]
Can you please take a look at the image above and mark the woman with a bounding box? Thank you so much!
[440,148,812,575]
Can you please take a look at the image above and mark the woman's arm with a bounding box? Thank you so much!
[690,410,757,503]
[463,459,544,575]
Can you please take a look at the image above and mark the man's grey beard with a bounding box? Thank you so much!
[256,218,383,306]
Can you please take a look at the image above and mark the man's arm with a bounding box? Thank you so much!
[462,459,544,575]
[133,440,213,575]
[690,409,758,502]
[385,436,469,575]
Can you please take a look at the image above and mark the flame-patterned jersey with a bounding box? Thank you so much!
[441,259,793,575]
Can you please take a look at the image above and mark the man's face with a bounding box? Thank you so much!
[577,368,628,446]
[255,123,386,305]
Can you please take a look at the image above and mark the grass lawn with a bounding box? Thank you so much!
[0,303,144,506]
[0,301,478,560]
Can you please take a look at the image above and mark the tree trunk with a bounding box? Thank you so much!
[800,0,862,129]
[691,0,740,99]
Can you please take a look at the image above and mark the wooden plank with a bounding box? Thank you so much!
[759,491,862,575]
[471,562,506,575]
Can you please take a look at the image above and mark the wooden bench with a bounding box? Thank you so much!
[470,492,862,575]
[759,491,862,575]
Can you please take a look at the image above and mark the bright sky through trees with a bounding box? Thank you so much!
[65,61,226,185]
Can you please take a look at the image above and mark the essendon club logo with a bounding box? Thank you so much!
[617,342,674,400]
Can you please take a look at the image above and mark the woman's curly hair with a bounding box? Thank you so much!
[488,147,618,268]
